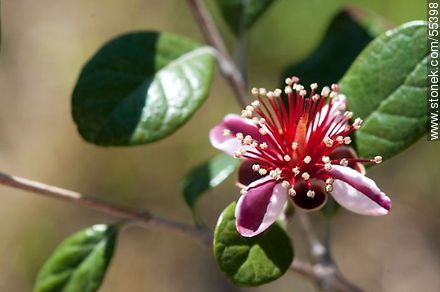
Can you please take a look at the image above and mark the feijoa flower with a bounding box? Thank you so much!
[210,77,391,237]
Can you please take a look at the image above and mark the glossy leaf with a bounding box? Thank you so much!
[182,154,239,224]
[214,202,293,286]
[340,21,428,160]
[216,0,277,34]
[34,224,118,292]
[281,8,384,88]
[72,32,215,146]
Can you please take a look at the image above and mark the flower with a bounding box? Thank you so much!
[210,77,391,237]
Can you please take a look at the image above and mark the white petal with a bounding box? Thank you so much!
[329,165,391,216]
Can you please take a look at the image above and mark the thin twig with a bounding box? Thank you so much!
[185,0,249,106]
[0,172,211,245]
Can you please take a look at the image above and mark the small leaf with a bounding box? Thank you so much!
[340,21,428,160]
[72,32,215,146]
[34,224,118,292]
[214,202,293,286]
[182,154,239,224]
[281,8,382,88]
[216,0,277,34]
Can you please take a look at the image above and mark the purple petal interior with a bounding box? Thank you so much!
[236,179,277,232]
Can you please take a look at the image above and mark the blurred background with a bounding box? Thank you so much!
[0,0,437,291]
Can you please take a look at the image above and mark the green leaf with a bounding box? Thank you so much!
[34,224,118,292]
[339,21,428,160]
[72,32,215,146]
[281,8,380,88]
[214,202,293,286]
[182,154,239,224]
[216,0,277,34]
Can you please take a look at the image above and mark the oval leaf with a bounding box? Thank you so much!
[34,224,118,292]
[182,154,239,224]
[72,32,215,146]
[216,0,277,34]
[340,21,428,160]
[214,202,293,286]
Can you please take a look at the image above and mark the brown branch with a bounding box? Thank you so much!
[0,172,211,245]
[185,0,249,106]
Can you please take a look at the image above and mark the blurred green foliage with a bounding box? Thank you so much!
[0,1,434,292]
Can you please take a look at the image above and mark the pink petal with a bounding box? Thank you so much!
[209,115,242,156]
[209,114,272,156]
[328,165,391,216]
[235,177,287,237]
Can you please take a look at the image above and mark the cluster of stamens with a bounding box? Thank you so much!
[225,77,382,199]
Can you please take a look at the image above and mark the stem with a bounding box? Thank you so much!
[295,211,363,291]
[323,217,333,262]
[0,172,211,245]
[185,0,249,107]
